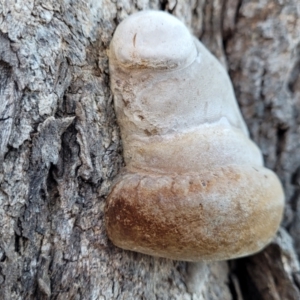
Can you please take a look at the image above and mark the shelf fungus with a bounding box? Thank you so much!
[105,10,285,261]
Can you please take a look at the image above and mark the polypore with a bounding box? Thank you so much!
[105,10,284,261]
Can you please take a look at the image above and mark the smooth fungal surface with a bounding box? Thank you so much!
[105,10,285,261]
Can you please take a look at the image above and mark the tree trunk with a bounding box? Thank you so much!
[0,0,299,299]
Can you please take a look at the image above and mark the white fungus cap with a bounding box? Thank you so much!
[110,10,197,69]
[106,11,285,262]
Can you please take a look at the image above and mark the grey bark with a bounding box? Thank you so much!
[0,0,299,299]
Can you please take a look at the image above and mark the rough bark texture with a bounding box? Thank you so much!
[0,0,299,299]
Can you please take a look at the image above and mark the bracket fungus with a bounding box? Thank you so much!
[105,10,285,261]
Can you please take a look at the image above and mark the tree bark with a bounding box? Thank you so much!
[0,0,299,299]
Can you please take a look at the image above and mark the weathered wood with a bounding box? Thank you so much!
[0,0,299,299]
